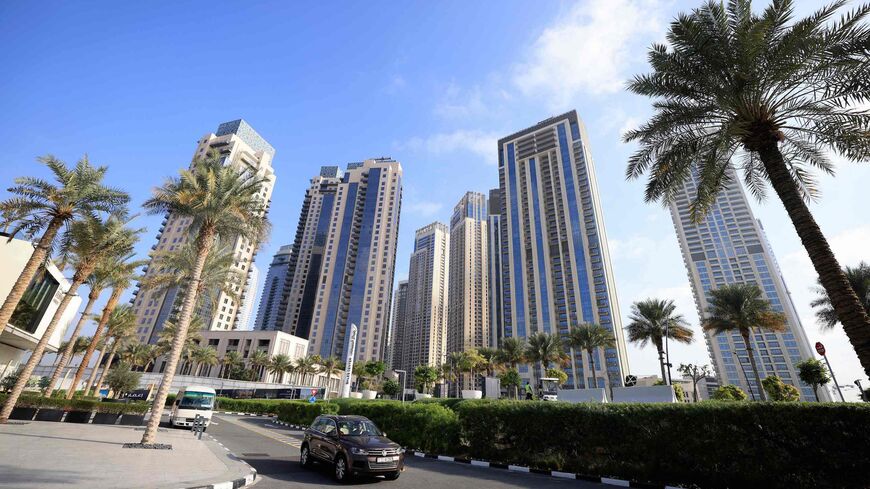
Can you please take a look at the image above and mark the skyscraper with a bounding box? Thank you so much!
[236,263,259,331]
[394,222,450,375]
[669,166,828,401]
[385,280,408,369]
[254,245,293,331]
[498,111,629,389]
[132,119,276,343]
[487,188,504,350]
[301,159,403,363]
[446,192,489,389]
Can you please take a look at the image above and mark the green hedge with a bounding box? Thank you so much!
[0,393,149,415]
[412,398,466,411]
[277,401,339,425]
[454,400,870,488]
[215,397,290,415]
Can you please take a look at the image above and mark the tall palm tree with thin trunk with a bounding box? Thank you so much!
[267,354,292,384]
[445,351,464,398]
[317,356,344,398]
[190,346,218,377]
[90,304,137,395]
[247,349,270,382]
[221,351,244,379]
[0,212,137,421]
[525,332,564,395]
[626,299,694,385]
[812,262,870,330]
[0,156,127,351]
[67,248,144,400]
[624,0,870,377]
[704,283,787,401]
[121,343,154,371]
[565,323,616,389]
[139,152,268,445]
[495,337,527,399]
[294,356,318,386]
[156,317,204,364]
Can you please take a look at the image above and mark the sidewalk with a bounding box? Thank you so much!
[0,420,254,489]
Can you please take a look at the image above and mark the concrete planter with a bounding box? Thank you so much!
[64,410,92,423]
[414,392,432,400]
[461,389,483,399]
[349,392,363,399]
[34,408,64,422]
[118,414,145,426]
[92,412,120,425]
[9,407,37,421]
[361,390,377,400]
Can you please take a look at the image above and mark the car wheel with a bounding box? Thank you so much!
[334,454,350,482]
[384,471,401,481]
[300,445,312,468]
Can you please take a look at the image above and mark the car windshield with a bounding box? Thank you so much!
[178,392,215,410]
[337,419,383,437]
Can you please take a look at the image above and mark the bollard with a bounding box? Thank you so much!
[193,414,205,439]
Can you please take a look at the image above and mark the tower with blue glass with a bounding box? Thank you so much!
[669,166,829,401]
[497,111,629,389]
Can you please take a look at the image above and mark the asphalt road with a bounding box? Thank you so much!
[206,413,607,489]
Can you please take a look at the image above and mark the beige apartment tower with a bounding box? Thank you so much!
[132,119,276,343]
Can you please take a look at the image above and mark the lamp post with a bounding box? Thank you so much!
[394,369,406,406]
[855,379,867,402]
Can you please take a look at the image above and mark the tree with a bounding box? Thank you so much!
[458,349,485,391]
[363,360,386,389]
[413,365,438,394]
[624,0,870,379]
[712,385,749,402]
[381,379,400,399]
[525,332,564,392]
[1,212,140,420]
[565,323,615,389]
[762,375,800,402]
[156,316,204,370]
[445,351,464,397]
[247,349,271,382]
[796,358,831,402]
[105,363,141,398]
[267,354,292,384]
[0,155,128,364]
[477,347,498,377]
[704,283,787,401]
[88,304,137,396]
[221,351,244,379]
[677,363,712,402]
[121,343,157,371]
[812,262,870,330]
[317,356,344,396]
[351,361,367,391]
[1,368,37,392]
[626,299,694,385]
[545,368,568,387]
[189,345,219,377]
[495,337,527,399]
[293,355,319,386]
[499,369,522,400]
[655,380,687,402]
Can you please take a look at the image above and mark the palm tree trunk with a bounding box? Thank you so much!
[0,274,82,423]
[741,331,767,401]
[568,347,579,388]
[0,218,63,335]
[692,380,699,402]
[813,386,820,402]
[141,228,214,445]
[67,288,121,400]
[759,144,870,378]
[44,289,99,397]
[83,346,108,396]
[587,348,596,389]
[95,344,118,396]
[656,347,667,384]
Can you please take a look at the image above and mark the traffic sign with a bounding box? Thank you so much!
[815,342,826,356]
[625,375,637,387]
[308,396,317,404]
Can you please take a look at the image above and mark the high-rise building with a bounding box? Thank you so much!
[253,245,293,331]
[300,159,403,363]
[446,192,489,388]
[236,263,258,331]
[498,111,629,389]
[487,188,504,350]
[385,280,408,369]
[132,119,276,343]
[395,223,450,375]
[669,166,828,401]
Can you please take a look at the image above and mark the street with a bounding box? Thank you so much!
[207,414,607,489]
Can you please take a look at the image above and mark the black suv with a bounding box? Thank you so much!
[301,415,404,482]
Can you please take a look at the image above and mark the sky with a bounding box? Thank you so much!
[1,1,866,397]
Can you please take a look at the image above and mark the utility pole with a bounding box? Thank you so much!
[815,342,845,402]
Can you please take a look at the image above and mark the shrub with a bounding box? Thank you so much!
[216,397,288,415]
[105,365,141,398]
[276,401,339,425]
[336,399,459,454]
[413,397,466,411]
[0,393,148,414]
[762,375,800,402]
[712,384,748,401]
[545,368,568,386]
[381,379,400,398]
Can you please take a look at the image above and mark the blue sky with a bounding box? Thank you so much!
[1,1,866,395]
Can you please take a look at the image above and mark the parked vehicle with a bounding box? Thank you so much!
[169,386,216,429]
[537,377,559,401]
[300,415,404,482]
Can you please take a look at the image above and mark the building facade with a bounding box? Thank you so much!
[487,188,504,350]
[395,222,450,374]
[253,245,293,331]
[132,119,276,343]
[385,280,408,369]
[668,166,828,401]
[236,263,258,331]
[446,192,489,388]
[498,111,629,389]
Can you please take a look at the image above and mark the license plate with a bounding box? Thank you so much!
[376,456,398,463]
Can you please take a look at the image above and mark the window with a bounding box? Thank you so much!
[9,269,60,334]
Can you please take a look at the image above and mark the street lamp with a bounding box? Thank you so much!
[394,369,407,406]
[856,379,867,402]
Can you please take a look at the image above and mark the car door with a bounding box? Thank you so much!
[308,418,326,460]
[319,419,340,462]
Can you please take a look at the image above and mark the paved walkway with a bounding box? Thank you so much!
[0,419,252,488]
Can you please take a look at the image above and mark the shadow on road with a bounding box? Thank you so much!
[0,464,94,487]
[241,455,389,486]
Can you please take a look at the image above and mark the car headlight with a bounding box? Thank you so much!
[350,447,368,455]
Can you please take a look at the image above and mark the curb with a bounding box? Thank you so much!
[182,467,257,489]
[216,412,270,417]
[405,449,685,489]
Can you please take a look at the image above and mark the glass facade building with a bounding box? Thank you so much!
[254,245,293,331]
[497,111,629,388]
[669,166,828,401]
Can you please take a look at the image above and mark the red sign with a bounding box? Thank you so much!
[815,342,826,356]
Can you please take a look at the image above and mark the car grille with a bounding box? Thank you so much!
[368,460,399,469]
[366,448,401,456]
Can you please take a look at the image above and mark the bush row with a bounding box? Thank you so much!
[276,401,339,426]
[333,399,459,454]
[216,397,289,415]
[0,393,149,415]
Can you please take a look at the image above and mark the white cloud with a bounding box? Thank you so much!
[433,82,487,119]
[513,0,665,106]
[399,130,499,165]
[404,200,443,217]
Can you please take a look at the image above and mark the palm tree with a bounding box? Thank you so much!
[458,349,485,392]
[0,212,138,419]
[703,284,787,401]
[624,0,870,378]
[495,337,527,399]
[565,323,616,389]
[525,332,564,394]
[156,317,205,367]
[66,245,145,400]
[445,351,464,397]
[294,355,318,386]
[0,156,127,356]
[625,299,694,385]
[317,356,344,398]
[247,349,271,382]
[189,345,219,377]
[90,305,137,395]
[267,354,292,384]
[121,343,155,371]
[812,262,870,330]
[139,151,269,445]
[221,351,244,379]
[477,347,498,378]
[351,361,367,391]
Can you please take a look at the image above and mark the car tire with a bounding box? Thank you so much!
[300,445,313,468]
[384,471,401,481]
[334,454,351,483]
